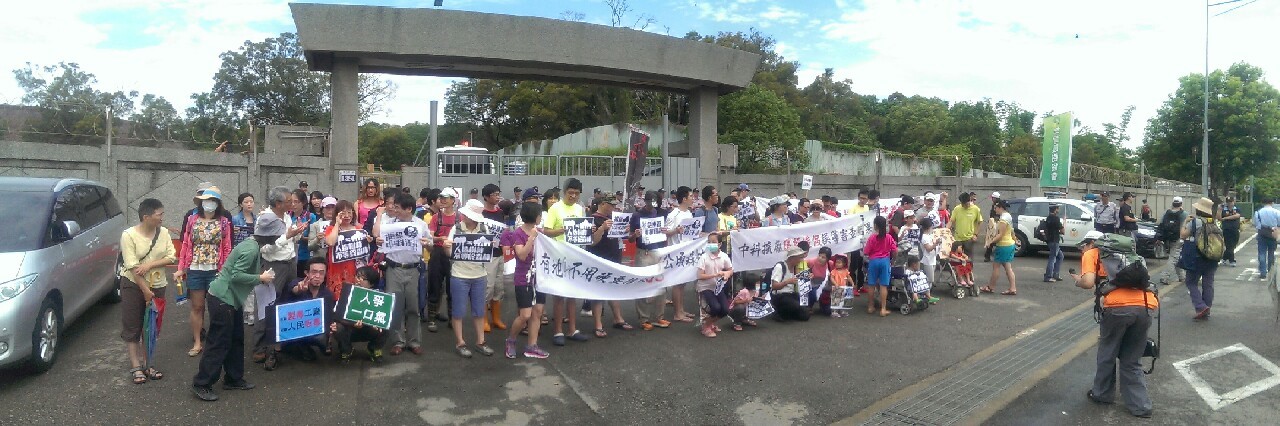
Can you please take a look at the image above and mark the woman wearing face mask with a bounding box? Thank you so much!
[174,186,233,357]
[230,193,255,247]
[696,233,734,337]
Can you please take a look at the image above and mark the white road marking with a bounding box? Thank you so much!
[1236,268,1259,281]
[1236,233,1257,253]
[1172,343,1280,410]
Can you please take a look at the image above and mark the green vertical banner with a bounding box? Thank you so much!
[1039,112,1073,188]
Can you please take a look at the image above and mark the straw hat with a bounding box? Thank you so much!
[1192,197,1215,216]
[194,185,223,201]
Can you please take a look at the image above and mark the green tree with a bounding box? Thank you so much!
[190,32,396,142]
[1142,62,1280,194]
[12,62,137,144]
[881,95,951,153]
[130,94,182,140]
[719,84,807,173]
[947,100,1001,157]
[686,30,803,110]
[358,124,416,171]
[799,68,876,147]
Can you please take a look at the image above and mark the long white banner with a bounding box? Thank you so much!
[728,211,876,271]
[532,233,709,300]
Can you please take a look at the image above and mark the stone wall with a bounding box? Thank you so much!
[0,140,332,229]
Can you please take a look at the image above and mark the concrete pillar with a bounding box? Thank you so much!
[688,87,719,189]
[330,57,360,199]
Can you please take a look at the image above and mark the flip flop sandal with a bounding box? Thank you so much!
[143,367,164,381]
[188,348,202,357]
[1001,290,1017,296]
[612,322,634,331]
[979,287,995,293]
[594,328,608,338]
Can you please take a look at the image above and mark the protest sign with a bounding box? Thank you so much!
[563,217,593,245]
[379,221,423,254]
[729,211,876,271]
[802,175,813,190]
[639,216,666,244]
[232,224,253,245]
[332,229,372,263]
[679,216,705,239]
[746,292,774,319]
[343,286,395,329]
[797,271,813,307]
[831,285,854,310]
[609,212,633,239]
[274,298,325,342]
[451,233,496,263]
[532,234,705,300]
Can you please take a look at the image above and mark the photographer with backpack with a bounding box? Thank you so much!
[1179,197,1225,320]
[1072,231,1158,418]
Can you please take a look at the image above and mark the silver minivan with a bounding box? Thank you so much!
[0,177,126,372]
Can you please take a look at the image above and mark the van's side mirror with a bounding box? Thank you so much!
[54,221,81,242]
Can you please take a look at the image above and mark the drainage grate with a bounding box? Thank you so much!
[862,307,1098,426]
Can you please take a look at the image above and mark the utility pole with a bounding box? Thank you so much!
[105,106,113,157]
[1202,0,1211,196]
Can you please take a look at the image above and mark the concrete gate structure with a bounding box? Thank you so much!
[289,2,761,196]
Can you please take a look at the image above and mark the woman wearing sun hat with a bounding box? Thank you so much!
[1179,197,1221,320]
[174,186,233,357]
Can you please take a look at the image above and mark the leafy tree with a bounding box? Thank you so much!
[881,95,951,153]
[686,30,803,110]
[719,84,807,173]
[358,124,416,171]
[799,68,876,147]
[1141,62,1280,194]
[947,100,1001,157]
[130,94,183,140]
[189,32,396,143]
[12,62,137,143]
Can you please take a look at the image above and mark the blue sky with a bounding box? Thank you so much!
[2,0,1278,147]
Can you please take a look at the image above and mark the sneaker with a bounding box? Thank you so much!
[568,331,590,342]
[640,322,655,331]
[427,321,438,333]
[475,343,496,357]
[552,333,566,346]
[369,349,384,363]
[193,385,218,402]
[456,345,473,358]
[523,345,550,359]
[928,297,941,304]
[1230,261,1238,267]
[504,338,518,359]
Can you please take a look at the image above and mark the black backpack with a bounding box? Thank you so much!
[1034,219,1048,242]
[1158,210,1181,240]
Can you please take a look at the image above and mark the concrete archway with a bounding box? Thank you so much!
[290,3,761,193]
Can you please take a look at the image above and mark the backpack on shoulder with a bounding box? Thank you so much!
[1096,234,1150,290]
[1033,219,1048,242]
[1194,220,1225,262]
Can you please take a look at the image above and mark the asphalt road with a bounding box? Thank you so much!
[991,233,1280,425]
[0,249,1167,425]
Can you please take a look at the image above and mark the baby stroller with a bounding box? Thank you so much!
[946,252,979,299]
[880,247,930,315]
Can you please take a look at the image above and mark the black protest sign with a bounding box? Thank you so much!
[563,217,594,246]
[332,230,372,263]
[451,233,496,263]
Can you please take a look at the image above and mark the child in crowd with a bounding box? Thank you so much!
[897,210,922,257]
[828,254,853,317]
[502,202,550,359]
[727,273,761,330]
[949,245,974,286]
[905,255,940,305]
[808,247,832,317]
[696,233,734,338]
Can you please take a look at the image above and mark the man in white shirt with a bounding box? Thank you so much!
[373,193,432,355]
[1093,192,1119,233]
[252,186,307,363]
[663,186,695,323]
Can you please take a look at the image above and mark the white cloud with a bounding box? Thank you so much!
[759,6,803,24]
[819,0,1280,148]
[0,1,289,115]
